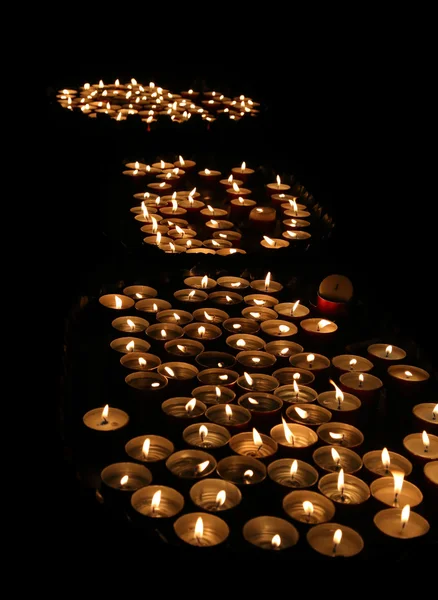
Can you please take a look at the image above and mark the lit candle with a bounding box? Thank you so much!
[283,491,335,525]
[403,431,438,461]
[173,513,229,547]
[307,523,364,558]
[243,516,299,551]
[362,448,412,479]
[83,404,129,433]
[373,504,430,539]
[131,485,184,519]
[231,161,255,182]
[225,181,252,200]
[370,473,423,508]
[266,174,291,196]
[198,167,222,182]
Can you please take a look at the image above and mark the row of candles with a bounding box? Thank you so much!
[79,273,437,555]
[124,155,313,253]
[56,80,260,125]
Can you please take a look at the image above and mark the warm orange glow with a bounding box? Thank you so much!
[382,448,391,469]
[293,373,301,380]
[199,425,208,441]
[329,379,344,406]
[385,345,393,357]
[142,203,149,219]
[250,312,261,319]
[101,404,109,420]
[205,168,211,175]
[263,236,275,247]
[256,208,263,213]
[142,438,150,458]
[241,161,246,170]
[160,160,165,169]
[253,299,265,306]
[185,398,196,413]
[303,501,314,517]
[177,345,186,353]
[196,461,210,474]
[186,239,192,248]
[126,340,135,351]
[422,430,430,451]
[215,386,221,398]
[276,175,281,186]
[171,198,178,212]
[318,320,332,331]
[175,225,185,236]
[202,311,213,323]
[333,529,342,545]
[210,219,218,226]
[188,290,196,299]
[195,516,204,540]
[244,469,253,479]
[219,374,229,381]
[236,338,246,347]
[212,240,220,247]
[295,407,308,419]
[329,432,344,440]
[293,380,300,396]
[225,404,233,418]
[401,504,410,527]
[231,282,241,287]
[120,475,129,486]
[282,417,294,445]
[151,489,161,511]
[252,357,261,364]
[280,347,289,355]
[359,373,364,384]
[252,427,263,448]
[248,397,259,404]
[153,303,158,311]
[84,83,90,89]
[201,275,209,288]
[198,325,206,337]
[115,296,123,309]
[393,471,404,497]
[349,358,357,367]
[216,490,226,507]
[404,370,413,378]
[287,231,297,238]
[225,295,232,302]
[232,182,240,192]
[279,324,290,333]
[127,319,135,330]
[138,357,147,367]
[337,469,345,494]
[99,80,104,88]
[271,534,281,549]
[164,366,175,377]
[160,329,167,338]
[331,447,341,465]
[290,459,298,477]
[244,372,253,385]
[172,312,181,322]
[265,272,271,289]
[307,354,315,364]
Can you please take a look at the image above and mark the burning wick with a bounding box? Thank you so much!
[271,534,281,549]
[252,428,263,454]
[216,490,226,510]
[151,489,161,515]
[243,469,253,483]
[196,460,210,475]
[329,379,344,410]
[225,404,233,421]
[199,425,208,443]
[280,347,289,355]
[393,470,404,507]
[177,344,186,353]
[185,398,196,413]
[332,529,342,556]
[198,325,206,338]
[264,272,271,292]
[307,354,315,368]
[293,379,300,399]
[329,432,344,445]
[138,357,147,367]
[115,296,122,309]
[142,438,150,459]
[401,504,410,531]
[295,407,308,419]
[290,459,298,481]
[337,469,345,502]
[317,319,332,332]
[126,340,135,352]
[303,501,314,522]
[358,373,364,388]
[194,516,204,546]
[385,345,392,358]
[215,386,222,401]
[422,430,430,453]
[382,448,391,474]
[153,303,158,312]
[404,370,413,379]
[349,358,357,370]
[101,404,109,424]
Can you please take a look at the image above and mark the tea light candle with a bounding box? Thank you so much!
[190,479,242,512]
[250,272,283,295]
[243,307,279,324]
[339,372,384,401]
[403,431,438,461]
[110,337,151,354]
[249,206,276,231]
[225,182,252,200]
[197,368,239,387]
[274,301,310,322]
[265,341,304,359]
[318,470,370,505]
[123,285,158,299]
[216,276,249,292]
[268,458,319,489]
[230,197,257,218]
[283,490,336,525]
[157,309,193,325]
[164,339,205,359]
[387,365,430,392]
[300,318,338,338]
[83,404,129,432]
[236,350,276,371]
[174,512,229,547]
[174,289,209,304]
[156,173,180,187]
[224,318,260,335]
[206,404,252,429]
[175,239,203,251]
[238,391,282,414]
[307,524,364,558]
[260,319,298,339]
[101,462,152,495]
[148,181,173,194]
[168,227,197,240]
[274,367,315,386]
[120,352,161,371]
[203,239,232,250]
[226,333,265,352]
[312,445,363,475]
[174,156,196,170]
[195,351,236,370]
[237,372,279,393]
[317,380,361,422]
[143,234,174,247]
[362,449,413,479]
[216,456,267,486]
[266,175,291,196]
[412,403,438,431]
[282,218,311,230]
[244,293,279,308]
[125,435,174,463]
[374,506,430,539]
[178,197,205,212]
[231,161,255,182]
[198,168,222,182]
[290,353,331,375]
[160,218,189,228]
[184,276,217,291]
[200,206,228,219]
[243,516,299,551]
[183,322,222,341]
[183,423,231,450]
[220,175,243,189]
[213,231,243,246]
[159,201,187,218]
[370,474,423,508]
[123,169,147,180]
[283,208,311,220]
[111,316,149,334]
[367,343,406,366]
[205,219,234,231]
[286,403,332,428]
[133,191,159,202]
[99,293,134,311]
[331,354,374,374]
[229,428,277,459]
[274,382,318,405]
[152,160,174,170]
[136,298,172,316]
[187,247,217,255]
[131,485,184,519]
[125,371,168,392]
[158,361,199,382]
[208,291,244,308]
[146,323,184,342]
[166,449,217,480]
[191,385,236,406]
[192,308,230,325]
[162,397,207,421]
[270,420,319,455]
[317,422,364,450]
[424,461,438,491]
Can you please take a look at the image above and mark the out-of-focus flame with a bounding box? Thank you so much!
[303,501,314,517]
[156,231,162,246]
[232,182,240,192]
[204,311,214,321]
[175,225,185,236]
[233,324,242,329]
[151,216,158,233]
[173,312,181,322]
[198,325,206,337]
[115,296,123,309]
[101,404,109,420]
[238,197,245,204]
[215,386,221,398]
[333,529,342,545]
[318,320,332,331]
[250,312,261,319]
[244,469,253,479]
[160,328,167,338]
[212,240,220,247]
[248,397,259,404]
[405,371,413,378]
[216,490,226,507]
[164,366,175,377]
[307,354,315,364]
[295,407,308,419]
[236,338,246,347]
[126,340,135,351]
[205,168,211,175]
[253,299,265,306]
[337,469,345,495]
[151,489,161,511]
[349,358,357,368]
[188,290,196,299]
[199,425,208,441]
[142,438,150,458]
[290,199,298,213]
[293,380,300,396]
[231,282,241,287]
[127,319,135,330]
[280,347,289,355]
[244,372,253,385]
[293,373,301,380]
[382,448,391,469]
[252,357,261,363]
[282,417,294,445]
[201,275,209,288]
[186,398,196,413]
[385,345,393,357]
[279,324,290,333]
[210,219,218,226]
[271,534,281,549]
[359,374,364,384]
[196,461,209,474]
[172,199,178,212]
[153,303,158,311]
[265,272,271,288]
[228,174,233,183]
[120,475,129,486]
[219,374,228,381]
[263,236,275,247]
[422,430,430,451]
[329,432,343,440]
[138,357,147,367]
[252,427,263,448]
[177,344,186,353]
[225,404,233,418]
[276,175,281,186]
[401,504,410,527]
[225,295,232,302]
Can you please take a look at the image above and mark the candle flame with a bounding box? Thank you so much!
[303,501,314,516]
[199,425,208,441]
[175,225,185,235]
[232,182,240,192]
[164,366,175,377]
[120,475,129,486]
[318,320,332,331]
[307,354,315,364]
[265,272,271,288]
[177,345,186,354]
[172,199,178,212]
[99,80,104,88]
[291,300,300,314]
[271,534,281,549]
[115,296,123,309]
[293,380,300,395]
[290,199,298,212]
[404,371,413,378]
[329,432,344,440]
[151,216,158,233]
[160,160,165,169]
[139,357,147,366]
[173,312,181,322]
[151,489,161,511]
[293,373,301,380]
[205,168,211,175]
[263,236,276,247]
[189,290,196,299]
[142,438,150,458]
[186,398,196,413]
[282,417,294,445]
[244,469,254,479]
[433,404,438,419]
[385,345,393,356]
[256,208,263,212]
[231,282,241,287]
[195,516,204,540]
[333,529,343,545]
[216,490,226,507]
[331,447,341,464]
[290,459,298,476]
[196,460,210,474]
[225,295,232,302]
[244,372,253,385]
[238,197,245,204]
[84,83,90,89]
[161,329,167,338]
[127,319,135,330]
[276,175,281,186]
[212,240,220,247]
[252,357,261,363]
[203,311,214,322]
[101,404,109,420]
[382,448,391,469]
[198,325,206,337]
[215,386,221,398]
[349,358,357,367]
[156,231,162,245]
[126,340,135,351]
[250,312,261,319]
[201,275,209,288]
[241,161,246,170]
[393,470,404,496]
[178,155,185,165]
[153,303,158,312]
[233,324,242,329]
[219,374,229,380]
[211,219,218,226]
[422,430,430,450]
[225,404,233,417]
[236,338,246,347]
[359,373,364,383]
[151,382,160,388]
[401,504,410,526]
[253,299,265,306]
[252,427,263,448]
[337,469,345,494]
[287,231,297,238]
[279,324,290,333]
[187,240,192,248]
[295,407,308,419]
[329,379,344,404]
[248,397,259,404]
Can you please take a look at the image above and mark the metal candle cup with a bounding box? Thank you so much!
[235,350,276,374]
[318,472,370,506]
[161,397,207,426]
[173,289,209,306]
[403,432,438,462]
[206,403,252,431]
[242,306,279,323]
[193,308,230,325]
[331,354,374,375]
[164,339,205,361]
[367,343,407,368]
[123,285,158,300]
[230,198,257,219]
[203,239,232,250]
[190,479,242,513]
[157,362,199,394]
[274,384,318,405]
[370,476,423,508]
[183,322,222,342]
[339,371,384,402]
[110,337,151,354]
[213,231,243,246]
[248,206,276,232]
[250,278,283,295]
[300,319,338,343]
[286,403,332,428]
[184,276,217,291]
[283,490,335,525]
[195,351,236,370]
[229,431,277,460]
[226,333,265,352]
[220,176,243,189]
[265,341,304,360]
[125,435,174,463]
[244,293,279,309]
[374,508,430,540]
[101,462,152,495]
[223,318,260,335]
[191,385,236,406]
[205,219,234,232]
[268,458,319,489]
[236,373,279,394]
[183,422,231,450]
[312,446,363,475]
[83,406,129,433]
[274,302,310,323]
[317,422,364,450]
[208,291,244,311]
[270,423,319,458]
[238,392,283,432]
[317,390,361,425]
[99,293,134,312]
[260,319,298,340]
[387,365,430,396]
[362,450,413,480]
[274,367,315,386]
[412,403,438,432]
[290,353,331,381]
[173,512,229,548]
[197,368,239,387]
[260,237,290,250]
[243,516,299,552]
[120,352,161,371]
[307,523,364,558]
[166,449,217,481]
[216,455,267,487]
[156,309,193,325]
[136,298,172,317]
[112,316,150,334]
[131,485,184,519]
[146,323,184,344]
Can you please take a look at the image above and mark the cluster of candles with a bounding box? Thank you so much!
[56,80,260,125]
[82,272,437,556]
[126,155,315,253]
